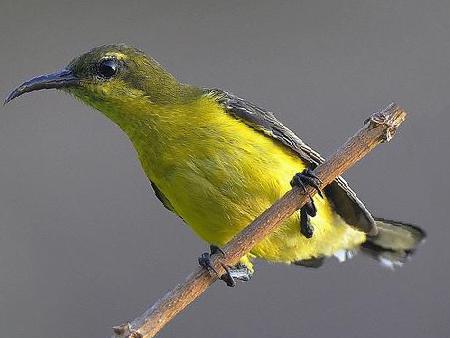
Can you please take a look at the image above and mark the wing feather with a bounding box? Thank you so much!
[206,88,377,235]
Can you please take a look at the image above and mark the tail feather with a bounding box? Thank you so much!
[361,218,426,268]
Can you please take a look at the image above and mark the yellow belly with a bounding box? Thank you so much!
[132,97,366,269]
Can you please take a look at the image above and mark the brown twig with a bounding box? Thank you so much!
[112,103,407,338]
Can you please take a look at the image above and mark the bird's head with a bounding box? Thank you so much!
[5,44,198,114]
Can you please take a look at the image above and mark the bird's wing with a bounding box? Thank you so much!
[150,181,177,214]
[205,88,377,235]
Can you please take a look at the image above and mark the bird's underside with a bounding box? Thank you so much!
[151,88,378,235]
[148,89,380,273]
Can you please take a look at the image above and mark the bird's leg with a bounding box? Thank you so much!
[290,168,323,239]
[198,245,252,287]
[299,206,314,238]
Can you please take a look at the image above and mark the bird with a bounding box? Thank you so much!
[5,44,425,286]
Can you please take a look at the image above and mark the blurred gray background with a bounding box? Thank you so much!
[0,1,448,337]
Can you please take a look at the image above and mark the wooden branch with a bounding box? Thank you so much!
[112,103,407,338]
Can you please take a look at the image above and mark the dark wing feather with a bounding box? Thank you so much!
[206,88,377,235]
[150,181,176,214]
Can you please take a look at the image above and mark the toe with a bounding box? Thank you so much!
[220,263,236,287]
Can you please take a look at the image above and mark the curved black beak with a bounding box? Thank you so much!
[4,68,79,105]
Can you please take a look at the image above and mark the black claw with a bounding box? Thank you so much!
[304,167,323,184]
[305,177,323,198]
[210,244,225,256]
[198,252,218,275]
[220,263,236,287]
[290,168,323,198]
[198,245,236,287]
[291,168,323,239]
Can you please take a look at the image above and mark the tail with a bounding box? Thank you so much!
[361,218,426,268]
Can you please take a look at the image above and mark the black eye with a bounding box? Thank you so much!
[97,59,118,78]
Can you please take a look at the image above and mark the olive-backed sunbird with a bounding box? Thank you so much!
[5,44,425,284]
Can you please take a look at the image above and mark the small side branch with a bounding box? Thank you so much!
[112,103,407,338]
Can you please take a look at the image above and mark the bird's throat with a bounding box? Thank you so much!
[76,90,215,181]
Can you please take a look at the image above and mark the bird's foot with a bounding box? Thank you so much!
[198,245,252,287]
[290,168,323,196]
[198,244,223,275]
[198,245,235,287]
[290,168,323,239]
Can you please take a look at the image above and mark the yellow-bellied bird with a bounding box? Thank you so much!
[5,44,425,286]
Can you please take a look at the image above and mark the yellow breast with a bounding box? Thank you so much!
[127,96,366,266]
